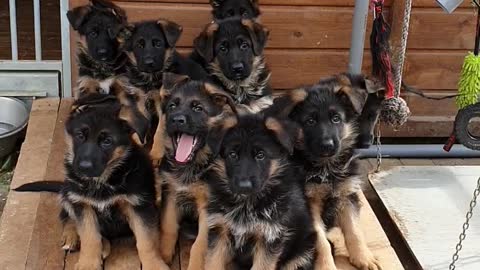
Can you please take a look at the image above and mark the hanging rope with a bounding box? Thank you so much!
[370,0,411,129]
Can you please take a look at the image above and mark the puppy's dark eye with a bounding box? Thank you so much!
[192,105,203,112]
[100,137,113,149]
[88,31,98,38]
[75,131,86,141]
[305,117,316,126]
[255,151,265,160]
[331,114,342,124]
[219,45,228,53]
[240,42,249,50]
[240,8,248,18]
[228,151,238,160]
[136,40,145,49]
[168,103,177,111]
[153,40,163,48]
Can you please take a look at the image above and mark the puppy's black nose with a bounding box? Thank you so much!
[231,62,245,73]
[320,139,336,155]
[171,115,187,125]
[97,48,107,55]
[234,176,254,194]
[144,58,154,66]
[79,160,93,170]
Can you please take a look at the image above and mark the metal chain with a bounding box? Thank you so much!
[374,122,382,173]
[449,176,480,270]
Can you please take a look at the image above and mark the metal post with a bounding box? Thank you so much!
[33,0,42,61]
[9,0,18,61]
[60,0,72,97]
[348,0,369,74]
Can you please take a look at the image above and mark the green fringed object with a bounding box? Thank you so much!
[456,52,480,109]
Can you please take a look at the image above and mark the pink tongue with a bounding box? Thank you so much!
[175,134,195,163]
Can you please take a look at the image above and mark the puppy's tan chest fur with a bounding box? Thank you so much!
[162,171,209,209]
[305,177,361,201]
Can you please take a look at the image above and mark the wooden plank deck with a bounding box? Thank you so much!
[0,98,403,269]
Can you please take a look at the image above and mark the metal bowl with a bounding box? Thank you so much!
[0,97,29,158]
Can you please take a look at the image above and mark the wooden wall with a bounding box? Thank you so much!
[2,0,477,137]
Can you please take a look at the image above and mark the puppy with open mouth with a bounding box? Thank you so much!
[120,18,209,160]
[156,72,237,270]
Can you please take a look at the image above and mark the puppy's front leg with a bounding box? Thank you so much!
[310,202,337,270]
[187,207,208,270]
[75,205,103,270]
[338,194,381,270]
[160,190,179,264]
[150,114,165,166]
[122,203,170,270]
[204,226,231,270]
[61,215,80,252]
[251,239,282,270]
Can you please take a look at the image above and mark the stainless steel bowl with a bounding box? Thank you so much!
[0,97,29,158]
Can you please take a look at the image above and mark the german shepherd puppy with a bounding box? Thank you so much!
[271,74,382,270]
[67,0,129,98]
[157,73,237,270]
[203,113,316,270]
[193,18,272,113]
[122,19,208,93]
[14,94,168,270]
[210,0,261,20]
[121,19,209,159]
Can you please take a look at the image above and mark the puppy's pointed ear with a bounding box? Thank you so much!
[160,72,190,105]
[91,0,127,23]
[334,74,368,114]
[119,106,150,145]
[157,19,183,48]
[162,72,190,92]
[67,5,91,32]
[118,23,134,49]
[203,82,237,114]
[266,88,308,119]
[210,0,221,7]
[207,113,238,157]
[242,19,269,56]
[194,22,219,62]
[250,0,261,16]
[265,117,297,155]
[365,77,385,94]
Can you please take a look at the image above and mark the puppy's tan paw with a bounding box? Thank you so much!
[61,230,80,252]
[141,257,170,270]
[160,248,174,265]
[74,259,103,270]
[349,250,381,270]
[316,258,337,270]
[101,238,111,259]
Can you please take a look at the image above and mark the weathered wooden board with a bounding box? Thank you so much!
[0,98,60,270]
[370,166,480,270]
